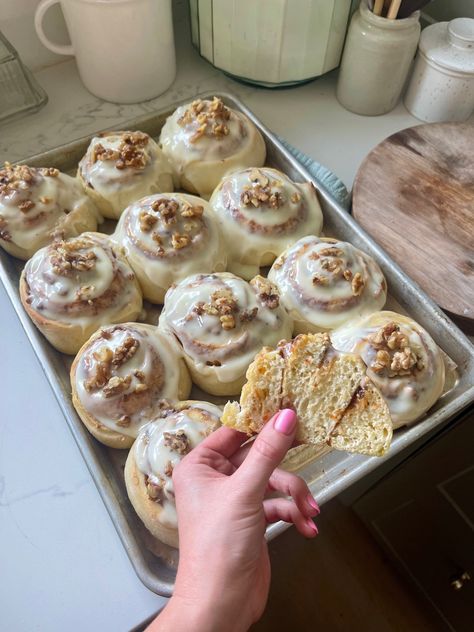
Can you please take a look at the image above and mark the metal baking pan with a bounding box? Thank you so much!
[1,92,473,597]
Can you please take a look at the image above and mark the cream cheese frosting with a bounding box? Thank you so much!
[331,311,445,427]
[210,167,324,279]
[269,236,387,332]
[113,193,227,303]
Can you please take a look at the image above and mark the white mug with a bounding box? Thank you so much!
[35,0,176,104]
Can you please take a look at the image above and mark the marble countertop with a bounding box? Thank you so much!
[1,9,465,632]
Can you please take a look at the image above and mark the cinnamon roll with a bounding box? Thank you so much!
[159,97,266,198]
[209,167,324,279]
[20,232,143,354]
[0,163,100,260]
[268,236,387,333]
[159,272,293,396]
[331,311,446,428]
[124,400,222,547]
[78,131,174,219]
[71,323,191,449]
[113,193,227,303]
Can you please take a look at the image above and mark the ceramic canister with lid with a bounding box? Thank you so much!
[404,18,474,123]
[336,0,420,116]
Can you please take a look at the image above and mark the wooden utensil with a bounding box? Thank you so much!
[387,0,402,19]
[373,0,385,16]
[352,122,474,332]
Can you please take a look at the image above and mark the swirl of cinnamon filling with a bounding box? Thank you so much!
[21,232,143,353]
[268,236,387,333]
[113,193,227,303]
[72,323,188,439]
[0,162,100,260]
[159,272,293,394]
[132,401,222,524]
[331,311,446,427]
[159,97,266,197]
[78,131,174,219]
[209,167,324,279]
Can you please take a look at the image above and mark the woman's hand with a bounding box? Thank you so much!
[152,409,319,632]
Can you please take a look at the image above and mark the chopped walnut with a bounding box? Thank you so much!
[164,461,174,477]
[50,240,97,276]
[40,167,59,177]
[151,198,179,224]
[343,269,353,281]
[134,383,148,394]
[134,370,146,381]
[319,247,343,257]
[351,272,365,296]
[112,336,139,366]
[320,258,343,274]
[172,233,191,249]
[145,477,164,502]
[368,322,423,377]
[139,211,157,232]
[0,163,39,197]
[240,307,258,322]
[18,200,35,212]
[102,375,132,398]
[181,203,204,218]
[250,275,280,309]
[163,429,191,455]
[116,415,131,428]
[241,169,285,210]
[313,275,329,286]
[178,97,231,143]
[92,132,149,170]
[291,192,301,203]
[220,314,236,330]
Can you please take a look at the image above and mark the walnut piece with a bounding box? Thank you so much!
[93,132,149,171]
[351,272,365,296]
[163,429,191,455]
[250,275,280,309]
[178,97,231,143]
[50,240,97,276]
[145,476,164,502]
[102,375,132,398]
[241,169,285,210]
[368,322,423,377]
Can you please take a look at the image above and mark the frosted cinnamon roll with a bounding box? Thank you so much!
[125,400,221,547]
[0,163,100,260]
[331,311,445,428]
[78,131,174,219]
[71,324,191,449]
[159,97,266,198]
[20,232,143,354]
[113,193,227,303]
[268,236,387,334]
[209,167,324,279]
[159,272,293,396]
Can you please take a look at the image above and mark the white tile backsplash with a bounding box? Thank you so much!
[1,0,70,71]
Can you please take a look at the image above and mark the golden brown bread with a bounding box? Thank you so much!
[222,333,392,457]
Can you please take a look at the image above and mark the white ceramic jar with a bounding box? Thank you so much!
[337,0,420,115]
[189,0,352,87]
[405,18,474,123]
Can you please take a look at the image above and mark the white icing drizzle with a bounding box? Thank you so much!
[78,131,173,213]
[268,236,387,331]
[159,272,293,383]
[210,167,323,277]
[159,97,266,196]
[0,163,99,253]
[331,311,445,425]
[74,324,182,437]
[24,232,141,328]
[134,401,222,527]
[113,193,227,301]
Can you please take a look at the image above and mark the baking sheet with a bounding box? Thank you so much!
[1,92,473,597]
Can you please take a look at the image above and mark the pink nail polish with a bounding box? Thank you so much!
[273,409,297,436]
[306,518,318,535]
[307,494,320,514]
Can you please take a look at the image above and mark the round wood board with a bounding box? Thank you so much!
[352,122,474,329]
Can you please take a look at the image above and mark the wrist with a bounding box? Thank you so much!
[153,594,239,632]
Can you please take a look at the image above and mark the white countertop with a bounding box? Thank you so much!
[1,9,462,632]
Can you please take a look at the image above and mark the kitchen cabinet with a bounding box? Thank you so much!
[353,408,474,631]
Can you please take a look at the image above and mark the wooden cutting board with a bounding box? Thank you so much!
[352,122,474,331]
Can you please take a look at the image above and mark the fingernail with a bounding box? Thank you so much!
[273,409,297,436]
[306,518,318,535]
[306,494,320,514]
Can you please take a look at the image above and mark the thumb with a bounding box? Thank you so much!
[234,409,297,497]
